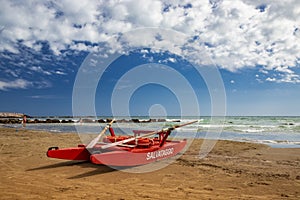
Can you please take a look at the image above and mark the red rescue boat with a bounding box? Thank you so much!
[47,120,197,167]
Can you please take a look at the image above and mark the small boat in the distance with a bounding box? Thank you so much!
[47,120,197,167]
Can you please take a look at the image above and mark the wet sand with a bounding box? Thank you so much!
[0,127,299,199]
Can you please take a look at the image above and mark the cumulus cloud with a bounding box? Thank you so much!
[0,0,299,83]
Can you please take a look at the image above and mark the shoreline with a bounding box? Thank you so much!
[2,124,299,149]
[1,127,299,199]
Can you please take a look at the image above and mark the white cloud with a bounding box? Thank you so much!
[30,66,52,75]
[266,72,300,83]
[0,0,299,83]
[29,95,59,99]
[167,57,176,63]
[0,79,31,90]
[55,70,66,75]
[0,78,52,90]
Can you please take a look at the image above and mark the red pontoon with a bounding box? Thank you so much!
[47,120,197,167]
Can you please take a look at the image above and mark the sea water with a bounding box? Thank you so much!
[14,116,300,148]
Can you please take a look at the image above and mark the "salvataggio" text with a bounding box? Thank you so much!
[146,148,174,160]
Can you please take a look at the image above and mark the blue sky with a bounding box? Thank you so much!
[0,0,299,116]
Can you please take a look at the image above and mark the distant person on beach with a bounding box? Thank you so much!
[22,115,27,127]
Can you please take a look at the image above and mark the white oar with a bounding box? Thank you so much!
[101,120,198,149]
[86,119,115,148]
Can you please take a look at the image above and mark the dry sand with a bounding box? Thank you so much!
[0,127,299,199]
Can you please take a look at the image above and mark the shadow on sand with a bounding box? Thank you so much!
[67,167,116,179]
[27,160,90,171]
[27,160,117,178]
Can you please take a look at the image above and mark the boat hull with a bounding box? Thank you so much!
[90,140,187,166]
[47,145,91,161]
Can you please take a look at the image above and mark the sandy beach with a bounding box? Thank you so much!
[0,127,299,199]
